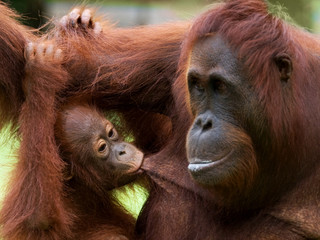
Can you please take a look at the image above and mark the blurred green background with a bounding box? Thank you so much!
[2,0,320,30]
[1,0,320,234]
[0,130,18,205]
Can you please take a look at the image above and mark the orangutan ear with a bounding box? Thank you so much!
[275,54,292,82]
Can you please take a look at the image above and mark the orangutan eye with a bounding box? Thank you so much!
[95,139,110,158]
[108,129,114,138]
[212,78,227,94]
[188,74,204,94]
[98,142,107,153]
[107,127,118,140]
[194,81,204,92]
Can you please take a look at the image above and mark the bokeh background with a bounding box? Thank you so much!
[0,0,320,226]
[1,0,320,30]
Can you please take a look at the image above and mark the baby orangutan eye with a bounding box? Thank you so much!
[96,139,109,157]
[106,126,118,141]
[98,142,107,153]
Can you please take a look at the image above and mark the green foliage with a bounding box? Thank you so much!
[0,129,18,205]
[112,183,148,218]
[268,0,313,29]
[267,1,295,25]
[105,111,135,142]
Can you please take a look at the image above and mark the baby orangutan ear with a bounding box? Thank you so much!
[275,53,292,82]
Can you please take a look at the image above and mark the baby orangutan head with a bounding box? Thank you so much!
[56,104,144,192]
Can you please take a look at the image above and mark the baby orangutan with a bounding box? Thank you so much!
[1,37,143,239]
[56,104,144,187]
[55,104,144,240]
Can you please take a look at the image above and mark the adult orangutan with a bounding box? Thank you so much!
[162,0,320,239]
[60,2,320,240]
[2,1,320,239]
[62,3,320,239]
[53,5,320,240]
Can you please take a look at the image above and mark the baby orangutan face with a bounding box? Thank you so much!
[56,105,144,190]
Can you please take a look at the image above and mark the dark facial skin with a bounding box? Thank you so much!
[186,35,259,192]
[186,34,293,202]
[57,105,144,190]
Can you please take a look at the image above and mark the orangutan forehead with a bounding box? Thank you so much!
[190,35,240,77]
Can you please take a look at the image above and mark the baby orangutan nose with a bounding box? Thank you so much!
[114,143,144,173]
[115,143,137,159]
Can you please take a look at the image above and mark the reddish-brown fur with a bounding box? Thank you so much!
[139,0,320,239]
[50,16,197,239]
[0,2,34,133]
[52,1,320,239]
[0,5,188,239]
[3,0,320,239]
[0,39,73,239]
[0,3,75,239]
[54,103,141,240]
[52,18,188,155]
[143,0,320,239]
[0,31,140,240]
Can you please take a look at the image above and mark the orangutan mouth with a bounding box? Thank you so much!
[188,150,233,173]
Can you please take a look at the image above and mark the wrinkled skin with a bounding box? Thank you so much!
[186,34,293,208]
[187,35,258,190]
